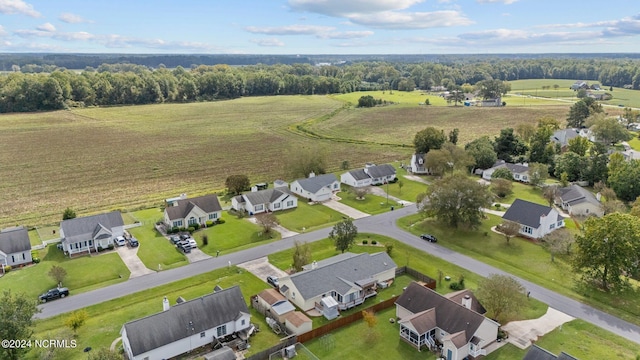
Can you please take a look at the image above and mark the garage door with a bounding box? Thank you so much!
[315,193,331,202]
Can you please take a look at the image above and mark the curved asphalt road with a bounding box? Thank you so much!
[37,205,640,345]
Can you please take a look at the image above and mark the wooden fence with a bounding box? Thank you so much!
[245,336,297,360]
[396,266,437,289]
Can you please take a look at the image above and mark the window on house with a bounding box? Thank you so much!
[274,203,281,209]
[255,204,264,211]
[550,223,555,229]
[173,220,183,227]
[89,240,93,246]
[84,241,88,247]
[287,200,294,207]
[22,253,25,260]
[333,183,338,189]
[200,332,206,338]
[241,319,246,326]
[586,208,590,214]
[209,213,217,219]
[217,325,227,337]
[188,217,197,225]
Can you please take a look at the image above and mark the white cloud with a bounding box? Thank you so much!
[288,0,423,17]
[250,38,285,47]
[0,25,7,36]
[36,22,56,32]
[477,0,518,4]
[323,30,373,39]
[0,0,40,17]
[59,13,92,24]
[245,24,335,36]
[349,10,473,29]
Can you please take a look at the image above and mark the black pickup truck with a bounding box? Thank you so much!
[39,287,69,302]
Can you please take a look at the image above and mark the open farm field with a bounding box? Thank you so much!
[331,90,448,107]
[0,96,409,228]
[306,104,571,146]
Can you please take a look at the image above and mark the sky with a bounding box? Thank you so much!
[0,0,639,54]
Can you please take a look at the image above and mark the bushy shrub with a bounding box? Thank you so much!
[205,220,214,227]
[371,240,377,245]
[107,244,114,250]
[3,265,11,273]
[192,223,200,231]
[97,245,103,252]
[187,226,195,233]
[32,258,41,264]
[449,275,465,290]
[217,219,226,224]
[362,240,368,245]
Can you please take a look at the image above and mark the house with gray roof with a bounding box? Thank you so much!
[121,286,251,360]
[550,128,580,152]
[278,252,396,312]
[523,344,578,360]
[0,226,32,267]
[289,173,340,202]
[502,199,565,239]
[395,282,499,359]
[163,193,222,229]
[340,163,397,188]
[409,153,430,174]
[60,211,124,257]
[231,187,297,215]
[556,185,603,217]
[482,160,530,183]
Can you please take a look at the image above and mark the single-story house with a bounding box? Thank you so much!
[289,173,340,202]
[570,81,588,90]
[482,160,530,183]
[481,97,502,107]
[395,282,499,359]
[253,289,312,335]
[550,129,580,152]
[278,252,397,312]
[409,153,430,174]
[164,194,222,229]
[523,344,578,360]
[232,187,297,215]
[502,199,565,239]
[121,286,251,360]
[444,289,487,315]
[340,163,397,188]
[556,185,603,217]
[0,226,32,267]
[60,211,124,256]
[621,149,640,161]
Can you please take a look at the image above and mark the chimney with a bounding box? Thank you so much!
[180,193,187,200]
[162,296,170,311]
[251,186,258,192]
[311,260,318,270]
[308,171,316,178]
[462,294,471,309]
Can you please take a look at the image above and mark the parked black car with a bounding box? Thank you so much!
[419,234,438,242]
[39,287,69,302]
[128,237,139,247]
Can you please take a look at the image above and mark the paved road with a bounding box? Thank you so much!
[36,205,640,346]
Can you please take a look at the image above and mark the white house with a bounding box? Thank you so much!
[502,199,565,239]
[409,153,430,174]
[395,282,499,359]
[232,187,297,215]
[556,184,603,217]
[278,252,396,312]
[164,194,222,229]
[121,286,251,360]
[0,226,32,267]
[289,173,340,202]
[482,160,530,183]
[60,211,124,257]
[340,163,396,188]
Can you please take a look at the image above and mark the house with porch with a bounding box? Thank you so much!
[409,153,430,174]
[121,286,251,360]
[289,173,340,202]
[60,211,124,256]
[340,163,397,188]
[556,184,603,217]
[0,226,32,267]
[502,199,565,239]
[163,193,222,229]
[482,160,530,183]
[278,252,397,312]
[231,187,297,215]
[395,282,499,360]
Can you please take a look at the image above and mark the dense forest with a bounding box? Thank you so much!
[2,55,640,113]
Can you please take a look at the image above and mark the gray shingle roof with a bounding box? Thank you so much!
[165,194,222,221]
[294,174,338,194]
[400,308,436,334]
[242,187,293,206]
[550,129,580,147]
[286,252,396,299]
[502,199,554,228]
[365,164,396,179]
[444,289,487,314]
[523,345,579,360]
[348,169,370,181]
[490,160,529,174]
[0,226,30,255]
[395,282,489,343]
[60,211,123,244]
[557,185,600,207]
[123,286,248,356]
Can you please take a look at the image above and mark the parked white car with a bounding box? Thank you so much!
[114,236,126,247]
[187,238,197,248]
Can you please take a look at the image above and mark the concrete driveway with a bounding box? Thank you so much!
[322,198,370,219]
[115,245,155,278]
[184,247,211,262]
[502,307,575,349]
[237,257,288,284]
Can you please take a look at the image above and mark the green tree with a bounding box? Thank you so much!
[0,290,40,360]
[62,207,76,220]
[491,178,513,198]
[630,196,640,217]
[330,218,358,253]
[65,310,88,334]
[567,98,603,128]
[554,152,587,182]
[494,128,528,162]
[527,162,549,187]
[528,126,555,164]
[413,127,446,154]
[491,167,513,180]
[225,174,250,195]
[585,142,609,185]
[498,220,521,244]
[542,185,559,207]
[255,212,278,237]
[446,86,465,106]
[48,265,67,286]
[475,274,527,323]
[357,95,376,107]
[573,213,640,292]
[420,173,493,229]
[286,145,327,178]
[465,136,497,170]
[590,116,632,145]
[543,228,574,263]
[567,136,591,156]
[448,128,460,145]
[397,179,404,194]
[425,143,474,176]
[476,79,510,99]
[292,240,311,272]
[515,123,536,144]
[608,160,640,201]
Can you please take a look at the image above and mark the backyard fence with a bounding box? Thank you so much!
[245,336,298,360]
[396,266,437,289]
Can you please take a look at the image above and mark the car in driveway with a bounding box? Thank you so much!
[176,240,192,253]
[419,234,437,242]
[266,276,279,288]
[179,234,191,241]
[114,236,126,246]
[39,287,69,302]
[169,235,180,244]
[128,237,139,247]
[187,238,197,248]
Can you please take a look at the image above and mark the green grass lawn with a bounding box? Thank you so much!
[28,225,61,246]
[497,181,549,206]
[275,201,344,232]
[194,212,281,256]
[398,213,640,327]
[331,90,448,107]
[628,135,640,150]
[337,188,391,215]
[28,267,278,360]
[1,245,130,299]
